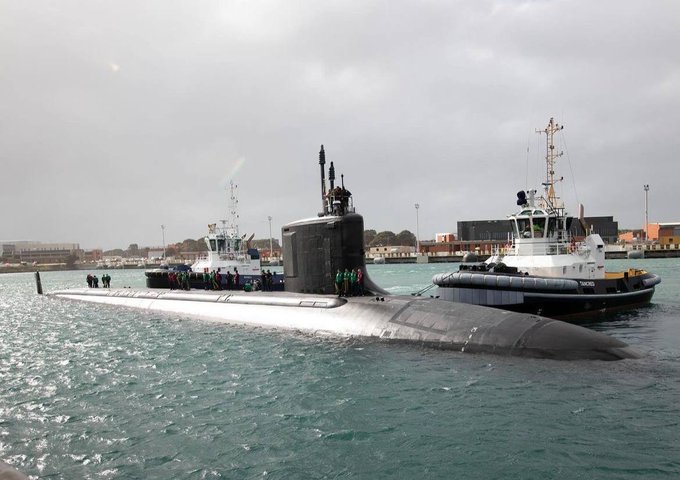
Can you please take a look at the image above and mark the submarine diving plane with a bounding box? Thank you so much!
[47,146,639,361]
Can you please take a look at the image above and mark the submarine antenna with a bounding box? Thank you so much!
[329,161,335,191]
[319,145,327,215]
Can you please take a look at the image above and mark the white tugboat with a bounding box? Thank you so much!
[146,182,282,290]
[433,118,661,321]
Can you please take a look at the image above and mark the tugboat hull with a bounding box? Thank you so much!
[433,271,661,322]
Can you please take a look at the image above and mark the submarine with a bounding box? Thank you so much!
[48,146,640,361]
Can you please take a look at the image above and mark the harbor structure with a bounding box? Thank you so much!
[0,241,81,264]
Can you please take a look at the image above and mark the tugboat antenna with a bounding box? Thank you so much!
[227,181,239,238]
[537,117,564,208]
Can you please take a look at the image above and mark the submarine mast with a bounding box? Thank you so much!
[319,145,327,215]
[283,146,387,295]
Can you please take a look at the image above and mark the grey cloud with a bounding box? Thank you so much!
[1,0,678,249]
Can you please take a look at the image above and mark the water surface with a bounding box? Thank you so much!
[1,260,679,479]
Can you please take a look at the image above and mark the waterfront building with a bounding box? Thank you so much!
[147,249,165,260]
[457,216,619,244]
[419,239,508,257]
[658,223,680,248]
[81,249,103,263]
[368,245,415,259]
[0,241,81,264]
[435,233,456,242]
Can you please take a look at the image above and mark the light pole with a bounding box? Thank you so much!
[644,184,649,242]
[268,216,273,262]
[414,203,420,254]
[161,224,166,260]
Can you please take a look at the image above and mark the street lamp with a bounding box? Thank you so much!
[268,216,273,263]
[161,224,166,260]
[644,184,649,242]
[414,203,420,254]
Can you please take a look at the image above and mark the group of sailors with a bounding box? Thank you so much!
[86,273,111,288]
[327,186,352,215]
[335,268,363,296]
[201,267,241,291]
[165,267,279,292]
[257,269,276,291]
[168,270,191,290]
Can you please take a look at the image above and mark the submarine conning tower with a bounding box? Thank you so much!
[282,145,388,295]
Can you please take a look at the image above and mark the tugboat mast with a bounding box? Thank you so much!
[226,181,239,238]
[537,117,564,208]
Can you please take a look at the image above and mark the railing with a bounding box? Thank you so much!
[544,244,571,255]
[513,238,574,256]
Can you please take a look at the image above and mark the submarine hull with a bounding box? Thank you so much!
[49,288,639,361]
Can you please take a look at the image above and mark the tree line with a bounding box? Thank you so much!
[364,229,416,247]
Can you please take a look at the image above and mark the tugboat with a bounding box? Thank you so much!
[433,118,661,321]
[145,182,283,290]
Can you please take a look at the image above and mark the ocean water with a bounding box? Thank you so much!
[1,260,679,479]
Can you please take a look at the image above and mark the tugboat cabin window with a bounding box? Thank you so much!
[517,219,532,238]
[217,239,226,252]
[210,239,217,251]
[532,217,546,238]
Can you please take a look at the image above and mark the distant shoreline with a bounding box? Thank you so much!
[0,261,284,275]
[2,251,679,276]
[0,264,130,275]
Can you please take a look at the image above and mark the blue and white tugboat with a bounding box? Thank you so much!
[433,118,661,321]
[145,182,283,290]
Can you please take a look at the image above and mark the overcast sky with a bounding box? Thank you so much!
[2,0,678,250]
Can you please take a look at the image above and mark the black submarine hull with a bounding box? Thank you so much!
[49,288,639,361]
